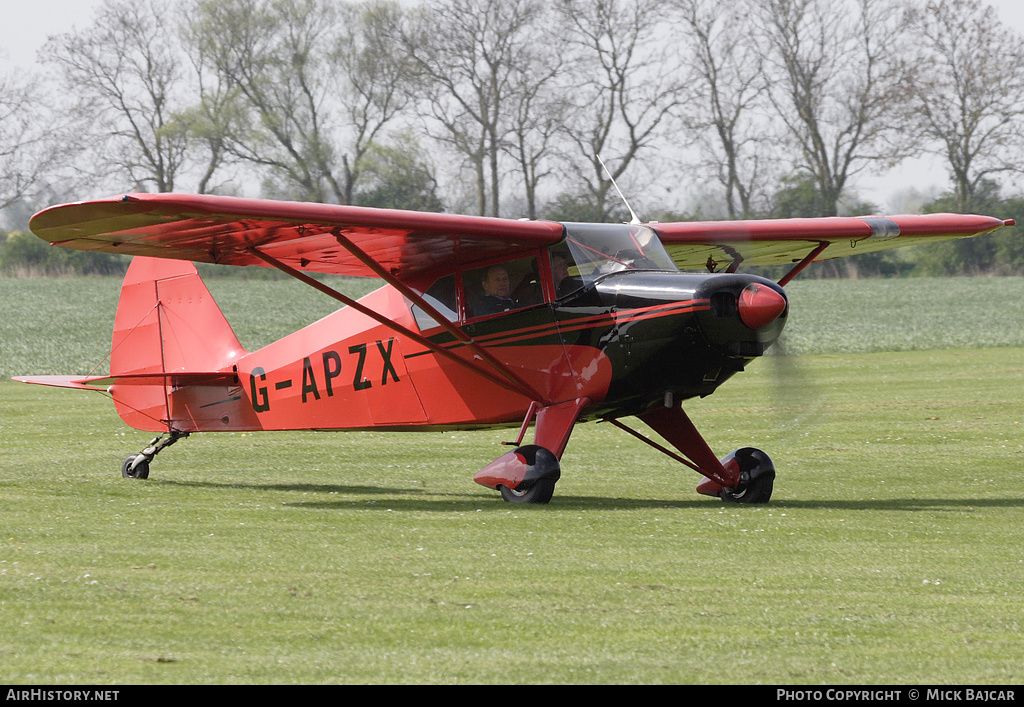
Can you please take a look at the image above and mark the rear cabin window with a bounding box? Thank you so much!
[409,273,458,331]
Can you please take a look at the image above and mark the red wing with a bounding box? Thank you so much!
[653,214,1012,271]
[28,193,566,281]
[30,195,1011,277]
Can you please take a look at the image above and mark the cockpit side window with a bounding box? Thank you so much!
[409,252,553,329]
[465,255,540,319]
[548,243,582,298]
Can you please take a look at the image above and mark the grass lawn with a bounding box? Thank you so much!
[1,275,1023,683]
[2,347,1023,684]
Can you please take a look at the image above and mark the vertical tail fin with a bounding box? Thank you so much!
[110,257,248,431]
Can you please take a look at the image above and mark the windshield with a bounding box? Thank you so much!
[560,222,676,288]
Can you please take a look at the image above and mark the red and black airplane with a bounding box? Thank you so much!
[14,193,1012,503]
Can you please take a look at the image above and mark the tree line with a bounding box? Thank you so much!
[2,0,1024,277]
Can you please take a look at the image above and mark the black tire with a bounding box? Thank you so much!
[721,473,773,503]
[121,454,150,480]
[720,447,774,504]
[499,478,556,504]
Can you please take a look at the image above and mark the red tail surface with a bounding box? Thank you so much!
[108,257,248,431]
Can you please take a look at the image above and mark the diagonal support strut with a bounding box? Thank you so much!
[245,246,547,403]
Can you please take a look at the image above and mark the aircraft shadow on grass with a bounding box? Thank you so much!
[156,479,1024,513]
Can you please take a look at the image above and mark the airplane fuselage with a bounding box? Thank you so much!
[180,269,788,434]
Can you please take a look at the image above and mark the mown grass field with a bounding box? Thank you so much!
[2,274,1024,684]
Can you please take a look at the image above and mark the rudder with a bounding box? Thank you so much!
[110,257,248,431]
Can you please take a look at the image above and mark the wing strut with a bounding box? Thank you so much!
[604,407,741,489]
[778,242,829,287]
[603,417,706,474]
[329,229,548,403]
[245,246,549,404]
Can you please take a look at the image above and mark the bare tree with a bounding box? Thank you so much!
[179,2,250,195]
[190,0,409,203]
[190,0,340,202]
[503,83,565,219]
[553,0,685,221]
[676,0,772,219]
[755,0,912,216]
[500,8,565,220]
[0,71,68,212]
[332,0,415,203]
[43,0,192,193]
[904,0,1024,211]
[399,0,550,217]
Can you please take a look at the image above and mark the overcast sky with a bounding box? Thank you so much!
[4,0,1024,213]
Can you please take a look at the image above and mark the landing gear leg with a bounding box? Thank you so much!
[474,398,590,504]
[609,403,775,504]
[121,431,189,479]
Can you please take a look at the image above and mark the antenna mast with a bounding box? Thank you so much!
[597,153,641,225]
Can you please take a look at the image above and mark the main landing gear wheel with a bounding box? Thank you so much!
[121,454,150,480]
[499,477,556,504]
[475,444,561,504]
[719,447,775,504]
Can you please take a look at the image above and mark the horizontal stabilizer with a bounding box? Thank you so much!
[12,374,109,391]
[13,372,238,391]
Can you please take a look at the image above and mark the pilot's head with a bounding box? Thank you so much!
[481,265,510,298]
[551,255,568,286]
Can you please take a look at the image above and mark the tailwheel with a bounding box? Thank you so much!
[499,477,557,504]
[121,454,150,480]
[719,447,775,504]
[120,431,188,480]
